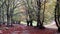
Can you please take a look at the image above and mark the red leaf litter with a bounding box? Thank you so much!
[0,24,59,34]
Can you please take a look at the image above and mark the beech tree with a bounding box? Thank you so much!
[55,0,60,32]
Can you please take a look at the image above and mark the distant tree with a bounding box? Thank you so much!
[25,0,33,26]
[5,0,24,26]
[0,0,6,26]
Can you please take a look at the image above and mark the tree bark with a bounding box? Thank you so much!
[55,0,60,32]
[37,0,45,29]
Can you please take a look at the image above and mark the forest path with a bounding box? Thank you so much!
[0,24,59,34]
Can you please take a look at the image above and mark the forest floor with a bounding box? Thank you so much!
[0,24,59,34]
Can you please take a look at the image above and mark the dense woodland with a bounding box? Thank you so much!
[0,0,60,32]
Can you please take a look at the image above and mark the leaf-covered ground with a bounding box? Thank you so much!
[0,24,59,34]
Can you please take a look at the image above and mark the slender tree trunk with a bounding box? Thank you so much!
[6,0,11,27]
[55,0,60,32]
[27,10,33,26]
[0,7,3,26]
[2,3,5,25]
[10,1,14,24]
[26,0,33,26]
[29,10,33,26]
[10,9,13,26]
[30,19,33,26]
[0,7,2,26]
[27,20,29,26]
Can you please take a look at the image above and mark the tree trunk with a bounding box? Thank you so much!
[55,0,60,32]
[58,27,60,32]
[0,7,2,26]
[6,0,11,27]
[37,0,45,29]
[30,19,33,26]
[27,20,29,26]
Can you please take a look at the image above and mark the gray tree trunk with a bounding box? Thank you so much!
[37,0,45,29]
